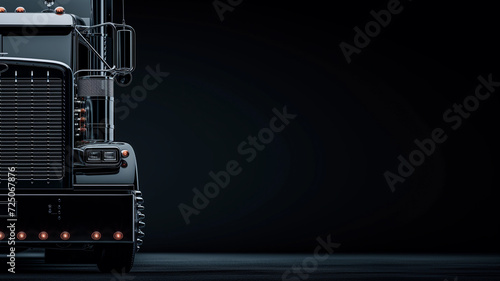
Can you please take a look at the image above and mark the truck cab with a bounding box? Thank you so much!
[0,0,145,273]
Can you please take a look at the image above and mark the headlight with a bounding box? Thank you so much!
[86,150,102,162]
[84,148,120,164]
[103,151,118,162]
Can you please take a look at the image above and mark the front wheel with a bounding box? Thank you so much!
[96,243,136,273]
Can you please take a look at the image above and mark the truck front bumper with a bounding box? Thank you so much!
[0,192,135,246]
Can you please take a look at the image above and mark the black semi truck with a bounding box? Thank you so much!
[0,0,145,273]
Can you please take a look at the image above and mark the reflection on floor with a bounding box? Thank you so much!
[1,250,499,280]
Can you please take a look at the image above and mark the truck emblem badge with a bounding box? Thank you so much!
[0,63,8,74]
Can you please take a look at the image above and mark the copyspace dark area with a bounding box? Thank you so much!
[115,0,500,253]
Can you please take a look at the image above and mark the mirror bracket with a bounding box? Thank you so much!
[75,22,136,77]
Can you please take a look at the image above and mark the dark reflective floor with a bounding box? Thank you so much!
[1,251,499,280]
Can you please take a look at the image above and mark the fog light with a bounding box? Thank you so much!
[91,231,101,241]
[17,231,26,240]
[15,7,26,13]
[39,231,49,241]
[60,231,70,240]
[0,231,5,240]
[113,231,123,241]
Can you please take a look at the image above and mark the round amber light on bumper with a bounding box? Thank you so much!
[39,231,49,241]
[113,231,123,241]
[17,231,27,240]
[60,231,70,240]
[91,231,102,241]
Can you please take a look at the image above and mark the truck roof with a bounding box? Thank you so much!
[0,0,92,23]
[0,13,74,27]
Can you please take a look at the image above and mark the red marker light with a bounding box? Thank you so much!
[0,231,5,240]
[39,231,49,241]
[17,231,27,240]
[60,231,70,240]
[91,231,102,241]
[0,7,6,13]
[15,7,26,13]
[113,231,123,241]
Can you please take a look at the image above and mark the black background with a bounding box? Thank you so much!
[111,0,500,253]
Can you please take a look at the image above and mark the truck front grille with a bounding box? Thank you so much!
[0,67,66,183]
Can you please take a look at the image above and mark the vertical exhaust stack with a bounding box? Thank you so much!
[74,0,134,143]
[76,0,116,142]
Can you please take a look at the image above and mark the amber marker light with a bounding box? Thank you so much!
[55,6,65,14]
[39,231,49,241]
[15,7,26,13]
[60,231,70,240]
[0,7,6,13]
[0,231,5,240]
[121,150,129,158]
[91,231,102,241]
[113,231,123,241]
[17,231,27,240]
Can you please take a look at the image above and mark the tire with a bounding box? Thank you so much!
[96,243,136,273]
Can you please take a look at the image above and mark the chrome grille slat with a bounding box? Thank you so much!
[0,70,65,182]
